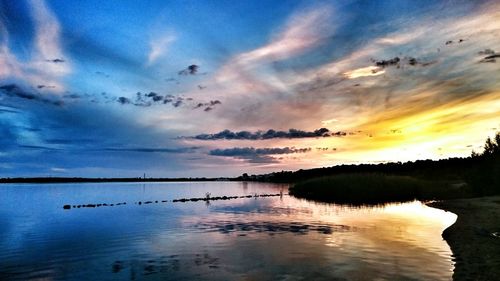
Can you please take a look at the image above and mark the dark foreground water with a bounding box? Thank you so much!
[0,182,456,280]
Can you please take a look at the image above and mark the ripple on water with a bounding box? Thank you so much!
[0,182,455,280]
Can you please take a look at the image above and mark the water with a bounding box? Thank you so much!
[0,181,457,280]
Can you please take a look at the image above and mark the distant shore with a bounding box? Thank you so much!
[288,174,466,204]
[429,196,500,281]
[0,177,234,184]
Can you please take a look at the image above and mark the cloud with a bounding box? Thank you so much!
[111,92,221,111]
[210,147,312,156]
[147,33,176,65]
[102,146,199,153]
[234,6,334,65]
[194,100,221,110]
[213,5,335,98]
[37,84,56,89]
[0,83,63,106]
[45,58,65,63]
[95,71,110,78]
[478,49,495,55]
[18,144,60,151]
[321,118,338,125]
[209,146,312,163]
[374,57,400,67]
[178,64,199,75]
[190,128,345,140]
[0,108,19,114]
[117,96,131,104]
[343,66,385,79]
[479,54,500,63]
[50,167,67,172]
[29,0,71,77]
[0,0,70,90]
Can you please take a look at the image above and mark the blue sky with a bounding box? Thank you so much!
[1,0,499,177]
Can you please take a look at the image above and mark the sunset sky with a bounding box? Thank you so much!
[1,0,499,177]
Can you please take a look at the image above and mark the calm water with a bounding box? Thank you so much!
[0,181,457,280]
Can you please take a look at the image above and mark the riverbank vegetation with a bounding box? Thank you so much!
[289,174,465,204]
[248,132,500,204]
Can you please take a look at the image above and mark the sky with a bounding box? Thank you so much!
[1,0,499,178]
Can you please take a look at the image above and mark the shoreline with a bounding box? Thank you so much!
[0,177,234,184]
[428,196,500,280]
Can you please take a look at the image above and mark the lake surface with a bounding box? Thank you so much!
[0,181,457,280]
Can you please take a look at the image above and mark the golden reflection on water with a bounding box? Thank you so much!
[215,196,457,279]
[291,199,457,279]
[178,192,458,280]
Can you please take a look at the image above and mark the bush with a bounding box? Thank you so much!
[289,173,459,205]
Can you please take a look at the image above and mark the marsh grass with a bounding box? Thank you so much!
[289,173,465,204]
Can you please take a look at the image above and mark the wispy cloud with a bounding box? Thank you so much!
[344,66,384,79]
[215,5,335,93]
[29,0,70,77]
[0,0,70,91]
[147,32,176,65]
[236,6,334,65]
[102,146,199,153]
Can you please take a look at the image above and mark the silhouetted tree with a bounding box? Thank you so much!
[466,132,500,196]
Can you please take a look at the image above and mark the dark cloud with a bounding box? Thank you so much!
[45,58,65,63]
[371,56,435,68]
[44,138,94,145]
[210,147,311,156]
[178,64,199,75]
[0,84,63,106]
[194,100,221,111]
[113,92,217,111]
[479,54,500,63]
[173,100,183,107]
[145,92,163,102]
[18,144,60,151]
[95,71,110,78]
[63,93,81,99]
[37,85,56,89]
[478,49,495,56]
[445,39,466,45]
[117,96,131,104]
[190,128,344,140]
[0,107,19,114]
[102,146,199,153]
[374,57,400,67]
[209,146,312,163]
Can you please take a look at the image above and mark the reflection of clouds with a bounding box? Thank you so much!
[192,220,346,235]
[0,182,456,280]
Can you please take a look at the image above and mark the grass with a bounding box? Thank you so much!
[289,173,466,204]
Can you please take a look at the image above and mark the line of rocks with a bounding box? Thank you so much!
[63,202,127,209]
[63,193,285,210]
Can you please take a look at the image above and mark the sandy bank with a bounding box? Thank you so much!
[429,196,500,280]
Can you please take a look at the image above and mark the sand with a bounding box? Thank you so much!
[429,196,500,280]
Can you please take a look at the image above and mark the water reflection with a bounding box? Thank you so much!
[0,182,456,280]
